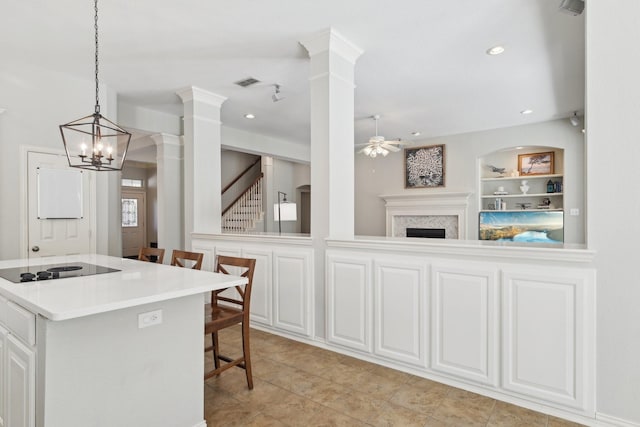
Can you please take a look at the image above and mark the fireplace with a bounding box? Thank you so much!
[406,228,446,239]
[380,192,471,239]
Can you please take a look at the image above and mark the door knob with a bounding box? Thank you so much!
[31,246,40,252]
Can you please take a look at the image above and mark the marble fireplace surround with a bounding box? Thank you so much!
[380,192,472,239]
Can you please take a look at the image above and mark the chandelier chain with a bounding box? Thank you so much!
[94,0,100,113]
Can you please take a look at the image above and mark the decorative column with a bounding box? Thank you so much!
[151,133,183,257]
[300,28,363,339]
[176,87,227,249]
[300,28,363,239]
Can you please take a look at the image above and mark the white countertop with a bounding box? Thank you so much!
[0,254,247,321]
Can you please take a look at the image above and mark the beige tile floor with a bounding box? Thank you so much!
[204,327,585,427]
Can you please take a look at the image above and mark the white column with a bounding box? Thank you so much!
[300,28,363,239]
[151,133,183,258]
[176,87,227,249]
[300,29,363,339]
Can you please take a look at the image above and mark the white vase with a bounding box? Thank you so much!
[520,180,529,194]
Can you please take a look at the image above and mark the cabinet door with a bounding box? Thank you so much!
[502,267,594,412]
[0,325,7,427]
[431,263,498,385]
[6,335,35,427]
[273,250,313,336]
[373,258,427,368]
[326,254,372,353]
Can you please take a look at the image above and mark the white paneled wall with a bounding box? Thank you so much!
[431,263,499,386]
[193,234,595,423]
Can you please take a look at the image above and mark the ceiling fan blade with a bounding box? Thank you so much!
[381,143,400,152]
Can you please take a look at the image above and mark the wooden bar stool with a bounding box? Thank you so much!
[170,250,204,270]
[204,255,256,389]
[137,247,165,264]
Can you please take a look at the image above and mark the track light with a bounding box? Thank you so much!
[569,112,580,127]
[272,84,285,102]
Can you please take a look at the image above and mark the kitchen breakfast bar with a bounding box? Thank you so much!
[0,254,246,427]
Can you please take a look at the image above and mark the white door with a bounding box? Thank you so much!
[27,151,94,259]
[121,191,146,257]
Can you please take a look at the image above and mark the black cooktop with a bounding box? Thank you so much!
[0,262,120,283]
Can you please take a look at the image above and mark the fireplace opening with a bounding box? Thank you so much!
[406,228,446,239]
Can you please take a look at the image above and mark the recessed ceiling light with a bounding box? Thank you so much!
[411,131,421,136]
[486,45,505,56]
[244,113,255,119]
[520,109,533,115]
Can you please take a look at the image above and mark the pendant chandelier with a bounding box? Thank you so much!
[59,0,130,171]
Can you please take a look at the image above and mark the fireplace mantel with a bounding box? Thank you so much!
[380,192,472,239]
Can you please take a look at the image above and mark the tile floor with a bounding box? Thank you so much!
[204,327,585,427]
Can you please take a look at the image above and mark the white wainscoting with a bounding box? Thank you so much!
[192,234,313,336]
[326,255,372,353]
[431,262,499,386]
[502,267,593,411]
[373,257,428,368]
[193,233,596,424]
[273,251,313,336]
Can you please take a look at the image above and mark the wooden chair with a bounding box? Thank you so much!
[204,255,256,389]
[137,247,166,264]
[170,250,204,270]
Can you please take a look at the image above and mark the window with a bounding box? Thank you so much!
[122,198,138,227]
[122,178,143,188]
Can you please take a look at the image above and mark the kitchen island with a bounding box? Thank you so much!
[0,254,246,427]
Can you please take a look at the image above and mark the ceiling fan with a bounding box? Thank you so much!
[356,115,406,158]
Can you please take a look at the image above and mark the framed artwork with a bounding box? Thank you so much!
[517,151,554,176]
[404,144,445,188]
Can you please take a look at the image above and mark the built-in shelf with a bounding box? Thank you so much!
[482,193,563,199]
[481,173,563,182]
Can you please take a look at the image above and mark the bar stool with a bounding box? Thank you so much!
[204,255,256,389]
[137,247,165,264]
[170,250,204,270]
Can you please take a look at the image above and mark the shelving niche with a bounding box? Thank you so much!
[479,148,564,212]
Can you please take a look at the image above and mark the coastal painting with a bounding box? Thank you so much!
[479,211,563,243]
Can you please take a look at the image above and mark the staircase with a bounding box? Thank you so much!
[222,176,263,233]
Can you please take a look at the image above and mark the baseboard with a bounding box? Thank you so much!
[596,413,640,427]
[192,421,207,427]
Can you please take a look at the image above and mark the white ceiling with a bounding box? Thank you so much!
[3,0,584,148]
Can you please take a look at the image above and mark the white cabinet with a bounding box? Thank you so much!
[431,263,499,385]
[0,298,36,427]
[5,335,35,427]
[502,267,594,412]
[373,259,427,368]
[273,251,313,337]
[326,254,372,353]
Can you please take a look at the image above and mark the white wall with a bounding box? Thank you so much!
[118,102,182,136]
[587,1,640,424]
[354,119,585,243]
[0,63,121,260]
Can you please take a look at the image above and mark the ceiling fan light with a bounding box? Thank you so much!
[370,151,377,158]
[363,146,373,156]
[381,149,389,157]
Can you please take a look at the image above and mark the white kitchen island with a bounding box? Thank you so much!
[0,254,246,427]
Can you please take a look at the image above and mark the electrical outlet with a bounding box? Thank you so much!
[138,309,162,329]
[570,208,580,216]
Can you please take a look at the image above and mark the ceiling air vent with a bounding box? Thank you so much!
[234,77,261,87]
[559,0,584,16]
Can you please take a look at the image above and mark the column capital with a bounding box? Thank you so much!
[150,133,182,147]
[300,28,363,64]
[176,86,227,107]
